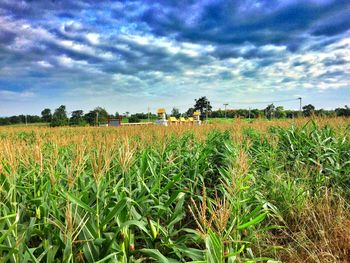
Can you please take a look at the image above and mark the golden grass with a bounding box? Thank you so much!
[0,117,348,145]
[276,190,350,263]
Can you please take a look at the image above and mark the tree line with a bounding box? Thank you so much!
[0,105,157,126]
[176,97,350,120]
[0,97,349,126]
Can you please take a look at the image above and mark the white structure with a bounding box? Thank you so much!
[107,117,122,127]
[108,119,120,127]
[193,111,201,125]
[155,108,168,126]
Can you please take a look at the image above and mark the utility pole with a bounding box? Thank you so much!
[248,107,251,119]
[147,106,150,122]
[298,97,302,117]
[96,112,99,126]
[206,101,209,122]
[223,103,228,118]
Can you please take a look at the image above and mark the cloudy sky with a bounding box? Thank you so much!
[0,0,349,116]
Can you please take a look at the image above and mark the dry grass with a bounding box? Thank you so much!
[0,117,348,147]
[275,190,350,262]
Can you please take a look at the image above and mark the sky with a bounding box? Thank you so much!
[0,0,349,116]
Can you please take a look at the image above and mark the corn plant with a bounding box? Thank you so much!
[0,118,349,262]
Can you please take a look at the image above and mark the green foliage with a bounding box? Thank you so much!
[264,104,275,119]
[128,115,140,123]
[51,105,68,127]
[0,122,349,262]
[275,106,286,119]
[335,105,350,117]
[193,97,212,119]
[302,104,315,117]
[41,108,52,122]
[84,107,109,125]
[70,110,86,126]
[171,108,181,118]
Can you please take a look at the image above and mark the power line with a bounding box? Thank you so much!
[126,97,302,114]
[211,98,300,105]
[223,103,228,118]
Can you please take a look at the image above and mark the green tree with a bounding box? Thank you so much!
[185,107,194,117]
[51,105,68,127]
[83,111,96,126]
[41,108,52,122]
[302,104,315,117]
[84,107,109,125]
[211,109,225,118]
[171,107,181,118]
[335,105,350,117]
[264,104,275,119]
[128,115,140,123]
[70,110,86,126]
[95,107,108,124]
[251,109,261,118]
[194,96,212,120]
[275,106,286,119]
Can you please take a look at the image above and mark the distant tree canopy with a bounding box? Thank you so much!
[264,104,275,119]
[0,115,41,126]
[84,107,108,125]
[0,104,349,126]
[51,105,68,127]
[185,107,195,117]
[41,108,52,122]
[128,115,140,123]
[70,110,86,126]
[193,96,212,119]
[275,106,286,119]
[303,104,315,117]
[171,107,181,118]
[335,105,350,117]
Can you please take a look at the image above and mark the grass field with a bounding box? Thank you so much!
[0,118,349,262]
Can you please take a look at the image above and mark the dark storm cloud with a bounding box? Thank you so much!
[212,44,287,60]
[306,37,342,51]
[241,69,257,78]
[43,41,105,64]
[0,0,89,19]
[0,30,16,45]
[322,57,347,67]
[1,0,349,64]
[136,0,350,48]
[100,43,210,75]
[0,0,349,109]
[312,9,350,36]
[318,70,346,78]
[292,61,310,67]
[219,71,233,80]
[281,77,294,83]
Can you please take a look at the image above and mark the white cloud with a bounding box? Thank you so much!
[0,89,35,100]
[37,60,53,68]
[86,33,100,45]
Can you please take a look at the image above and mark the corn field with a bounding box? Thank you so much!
[0,118,349,262]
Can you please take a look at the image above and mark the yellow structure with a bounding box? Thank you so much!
[179,117,186,123]
[155,108,201,126]
[193,111,201,125]
[157,108,166,114]
[168,116,179,124]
